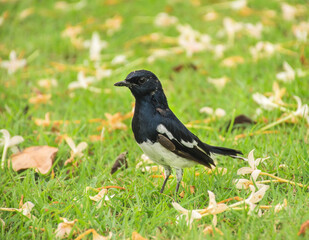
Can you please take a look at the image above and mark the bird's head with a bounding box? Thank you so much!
[114,70,163,98]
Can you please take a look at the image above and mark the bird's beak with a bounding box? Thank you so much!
[114,80,131,87]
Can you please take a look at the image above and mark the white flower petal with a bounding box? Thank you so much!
[0,129,10,145]
[237,167,253,175]
[172,202,188,214]
[248,185,269,204]
[247,149,255,169]
[76,142,88,152]
[8,136,24,148]
[250,170,261,182]
[65,137,76,151]
[207,190,217,207]
[235,179,251,189]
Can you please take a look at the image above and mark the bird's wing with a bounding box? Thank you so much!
[156,118,215,168]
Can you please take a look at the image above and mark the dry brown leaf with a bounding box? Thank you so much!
[98,112,131,132]
[179,191,185,198]
[74,229,112,240]
[89,135,104,142]
[111,151,128,174]
[203,226,224,236]
[10,146,58,174]
[55,218,78,239]
[132,231,148,240]
[190,186,195,194]
[34,112,51,127]
[298,220,309,236]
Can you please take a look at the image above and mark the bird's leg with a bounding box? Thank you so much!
[175,168,183,194]
[160,166,172,193]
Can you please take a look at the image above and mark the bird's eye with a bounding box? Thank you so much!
[138,77,146,84]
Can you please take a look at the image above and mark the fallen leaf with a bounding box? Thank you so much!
[10,146,58,174]
[74,229,112,240]
[28,93,51,105]
[221,56,244,67]
[203,225,224,236]
[179,191,185,198]
[111,151,128,174]
[55,218,78,239]
[89,189,108,202]
[132,231,148,240]
[298,220,309,236]
[190,186,195,194]
[225,114,256,131]
[172,63,197,72]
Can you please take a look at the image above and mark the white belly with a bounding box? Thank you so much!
[138,140,198,168]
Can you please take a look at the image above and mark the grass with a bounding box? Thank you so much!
[1,0,309,239]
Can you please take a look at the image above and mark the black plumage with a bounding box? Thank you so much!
[114,70,242,193]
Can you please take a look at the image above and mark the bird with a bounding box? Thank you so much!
[114,70,242,193]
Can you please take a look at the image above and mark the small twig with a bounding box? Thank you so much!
[260,172,306,188]
[218,196,243,204]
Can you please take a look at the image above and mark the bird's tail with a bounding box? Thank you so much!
[208,145,243,157]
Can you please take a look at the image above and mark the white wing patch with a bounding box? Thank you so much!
[156,124,174,140]
[180,139,197,148]
[157,124,198,149]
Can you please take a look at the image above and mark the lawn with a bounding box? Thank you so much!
[0,0,309,239]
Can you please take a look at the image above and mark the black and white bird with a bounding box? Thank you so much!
[114,70,242,193]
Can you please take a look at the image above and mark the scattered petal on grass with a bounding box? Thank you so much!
[154,12,178,27]
[61,25,82,39]
[250,41,277,60]
[203,225,224,236]
[83,32,107,61]
[104,15,123,36]
[111,151,128,174]
[19,7,34,20]
[230,0,247,10]
[293,96,309,124]
[0,201,36,220]
[293,21,309,42]
[34,112,51,127]
[221,56,244,67]
[55,218,78,239]
[54,0,86,11]
[68,71,98,92]
[276,62,295,83]
[0,129,24,169]
[0,50,26,75]
[298,220,309,236]
[176,24,211,57]
[252,93,285,111]
[281,3,300,21]
[199,107,226,118]
[111,55,127,65]
[74,229,112,240]
[132,231,148,240]
[203,11,218,21]
[89,188,108,202]
[10,146,58,174]
[172,202,202,227]
[0,218,4,227]
[207,76,229,90]
[28,93,52,105]
[37,78,58,89]
[237,149,268,176]
[64,137,88,165]
[274,199,287,213]
[98,112,131,132]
